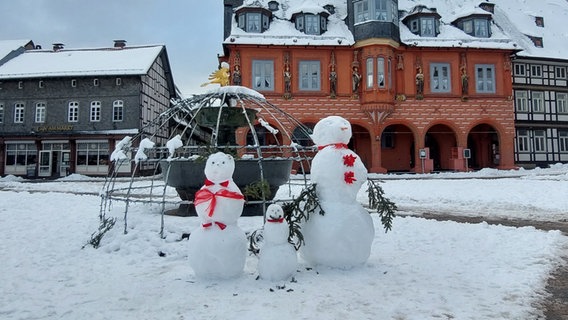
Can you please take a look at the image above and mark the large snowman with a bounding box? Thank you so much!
[187,152,247,279]
[258,204,298,281]
[300,115,375,268]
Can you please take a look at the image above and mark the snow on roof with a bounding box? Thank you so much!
[399,0,518,50]
[0,45,164,80]
[0,39,32,60]
[225,0,354,46]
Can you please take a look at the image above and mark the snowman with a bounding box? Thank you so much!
[258,204,298,281]
[300,115,375,268]
[187,152,247,279]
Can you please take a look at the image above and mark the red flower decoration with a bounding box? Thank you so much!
[344,171,357,184]
[343,154,357,167]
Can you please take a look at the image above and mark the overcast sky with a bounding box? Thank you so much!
[0,1,224,97]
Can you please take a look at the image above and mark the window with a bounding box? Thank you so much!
[14,103,25,123]
[430,63,450,93]
[366,58,374,88]
[113,100,124,122]
[35,102,46,123]
[556,66,567,79]
[517,130,529,152]
[377,57,385,88]
[475,64,495,93]
[559,131,568,152]
[531,65,542,77]
[515,91,528,112]
[557,93,568,114]
[76,142,110,167]
[90,101,101,122]
[71,79,77,87]
[237,11,269,33]
[0,103,3,123]
[354,0,396,23]
[474,19,489,37]
[39,80,44,88]
[252,60,274,91]
[299,61,321,91]
[514,64,526,76]
[305,14,320,34]
[93,78,99,87]
[68,101,79,122]
[534,130,546,152]
[532,92,545,113]
[5,143,37,170]
[410,20,419,32]
[421,18,435,37]
[116,78,122,86]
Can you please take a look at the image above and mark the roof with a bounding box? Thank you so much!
[225,0,354,46]
[0,44,165,80]
[0,39,33,59]
[399,0,568,59]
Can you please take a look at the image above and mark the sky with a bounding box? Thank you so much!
[1,165,567,319]
[0,1,224,96]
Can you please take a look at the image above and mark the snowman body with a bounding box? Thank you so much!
[188,152,247,279]
[258,204,297,281]
[301,116,375,268]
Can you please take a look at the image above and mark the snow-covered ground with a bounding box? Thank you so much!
[1,164,567,319]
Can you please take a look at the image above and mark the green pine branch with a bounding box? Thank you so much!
[367,179,397,233]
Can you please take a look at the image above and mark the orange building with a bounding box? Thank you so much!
[221,0,518,173]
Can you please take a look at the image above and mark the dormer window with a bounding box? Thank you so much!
[535,16,544,27]
[454,16,491,38]
[403,6,440,37]
[236,8,271,33]
[294,13,328,35]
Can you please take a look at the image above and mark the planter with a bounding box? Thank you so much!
[160,158,293,216]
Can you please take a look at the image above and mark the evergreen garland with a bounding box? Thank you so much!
[367,179,397,232]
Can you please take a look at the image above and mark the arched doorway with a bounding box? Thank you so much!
[425,124,457,171]
[351,124,372,169]
[467,123,500,169]
[380,124,415,172]
[291,122,315,174]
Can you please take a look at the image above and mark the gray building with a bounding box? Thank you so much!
[0,40,177,177]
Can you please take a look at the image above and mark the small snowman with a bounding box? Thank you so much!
[300,115,375,268]
[187,152,247,279]
[258,204,298,281]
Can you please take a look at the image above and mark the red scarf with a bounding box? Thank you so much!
[202,221,227,230]
[194,187,244,217]
[204,179,229,187]
[317,143,348,151]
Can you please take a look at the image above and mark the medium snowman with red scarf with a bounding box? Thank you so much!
[187,152,247,279]
[300,115,375,268]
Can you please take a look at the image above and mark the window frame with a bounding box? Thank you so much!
[534,130,546,152]
[516,129,529,152]
[354,0,396,24]
[559,131,568,153]
[556,93,568,114]
[0,103,4,123]
[14,103,25,123]
[68,101,79,122]
[514,63,526,76]
[113,100,124,122]
[377,57,385,88]
[555,66,567,79]
[298,60,321,91]
[515,90,529,112]
[475,64,496,93]
[35,102,46,123]
[366,58,374,88]
[420,17,436,37]
[531,65,542,77]
[531,91,545,113]
[430,63,451,93]
[90,101,101,122]
[252,60,274,91]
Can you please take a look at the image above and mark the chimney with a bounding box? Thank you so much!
[479,2,495,13]
[113,40,127,48]
[52,43,64,51]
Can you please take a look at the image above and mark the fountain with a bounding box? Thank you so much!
[101,84,314,222]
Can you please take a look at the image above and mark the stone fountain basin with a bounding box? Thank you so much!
[159,158,293,216]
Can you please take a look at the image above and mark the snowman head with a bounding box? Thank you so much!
[310,115,352,147]
[204,152,235,183]
[265,204,284,222]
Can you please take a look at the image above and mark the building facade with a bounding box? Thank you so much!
[221,0,518,173]
[0,41,177,177]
